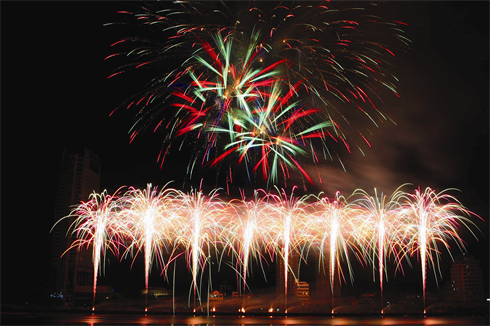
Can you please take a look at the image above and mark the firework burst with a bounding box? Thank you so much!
[60,188,126,310]
[119,183,182,310]
[56,185,482,313]
[401,187,481,308]
[348,185,411,310]
[106,1,410,186]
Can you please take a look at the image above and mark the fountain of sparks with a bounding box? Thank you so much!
[57,184,482,315]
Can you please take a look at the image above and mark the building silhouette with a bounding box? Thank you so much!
[447,254,484,303]
[275,251,300,300]
[275,250,340,307]
[49,147,101,306]
[208,290,224,307]
[296,281,310,304]
[314,257,341,303]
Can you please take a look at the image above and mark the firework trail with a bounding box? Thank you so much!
[329,200,340,302]
[173,187,227,308]
[402,187,481,310]
[266,187,314,312]
[56,185,482,313]
[228,189,273,294]
[307,191,362,311]
[106,2,410,186]
[241,211,255,294]
[349,185,410,311]
[60,189,126,310]
[121,183,182,310]
[325,194,352,309]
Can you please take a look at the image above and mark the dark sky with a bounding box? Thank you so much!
[1,1,488,304]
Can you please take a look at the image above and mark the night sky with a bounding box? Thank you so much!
[1,1,488,305]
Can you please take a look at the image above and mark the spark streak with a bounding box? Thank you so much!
[58,184,482,313]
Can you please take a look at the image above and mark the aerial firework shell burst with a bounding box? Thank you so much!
[106,1,411,185]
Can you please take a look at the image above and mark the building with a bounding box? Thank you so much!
[141,287,172,299]
[296,281,309,304]
[315,260,341,301]
[275,250,340,306]
[447,255,484,303]
[209,290,224,306]
[49,147,101,306]
[275,251,300,299]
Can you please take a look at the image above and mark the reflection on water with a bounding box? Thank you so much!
[2,313,488,325]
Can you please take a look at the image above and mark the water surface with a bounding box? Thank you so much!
[2,312,488,325]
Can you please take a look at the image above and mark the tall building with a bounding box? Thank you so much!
[447,255,484,303]
[49,147,101,306]
[275,251,300,300]
[296,281,309,304]
[275,250,340,307]
[314,258,341,302]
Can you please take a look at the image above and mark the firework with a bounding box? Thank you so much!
[265,187,315,312]
[172,187,228,308]
[106,2,410,185]
[120,183,182,310]
[348,185,411,310]
[61,188,127,310]
[401,187,480,309]
[56,185,482,313]
[307,191,360,311]
[227,189,275,294]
